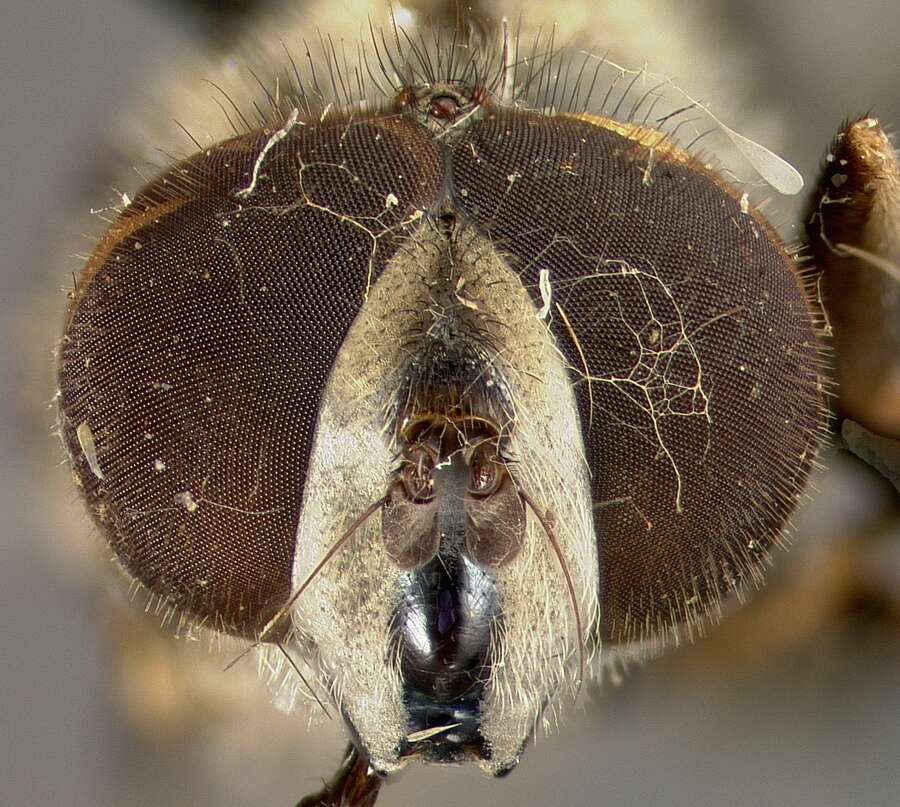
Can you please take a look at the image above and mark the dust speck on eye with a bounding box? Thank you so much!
[174,491,199,512]
[153,459,167,472]
[739,192,750,214]
[385,192,399,209]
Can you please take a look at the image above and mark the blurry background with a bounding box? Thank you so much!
[2,1,898,805]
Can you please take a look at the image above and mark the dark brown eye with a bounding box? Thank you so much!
[56,114,443,637]
[451,110,824,645]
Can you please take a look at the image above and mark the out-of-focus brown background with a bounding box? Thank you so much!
[2,1,898,806]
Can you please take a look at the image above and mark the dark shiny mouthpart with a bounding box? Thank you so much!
[401,692,488,763]
[392,454,500,762]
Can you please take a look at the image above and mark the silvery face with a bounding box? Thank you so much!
[290,214,597,773]
[55,1,827,784]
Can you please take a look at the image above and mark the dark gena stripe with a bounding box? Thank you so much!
[58,115,443,637]
[449,110,824,646]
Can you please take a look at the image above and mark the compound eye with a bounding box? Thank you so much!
[451,110,826,642]
[56,113,443,638]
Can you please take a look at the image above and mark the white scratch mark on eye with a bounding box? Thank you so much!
[235,107,301,199]
[537,268,552,320]
[76,421,104,480]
